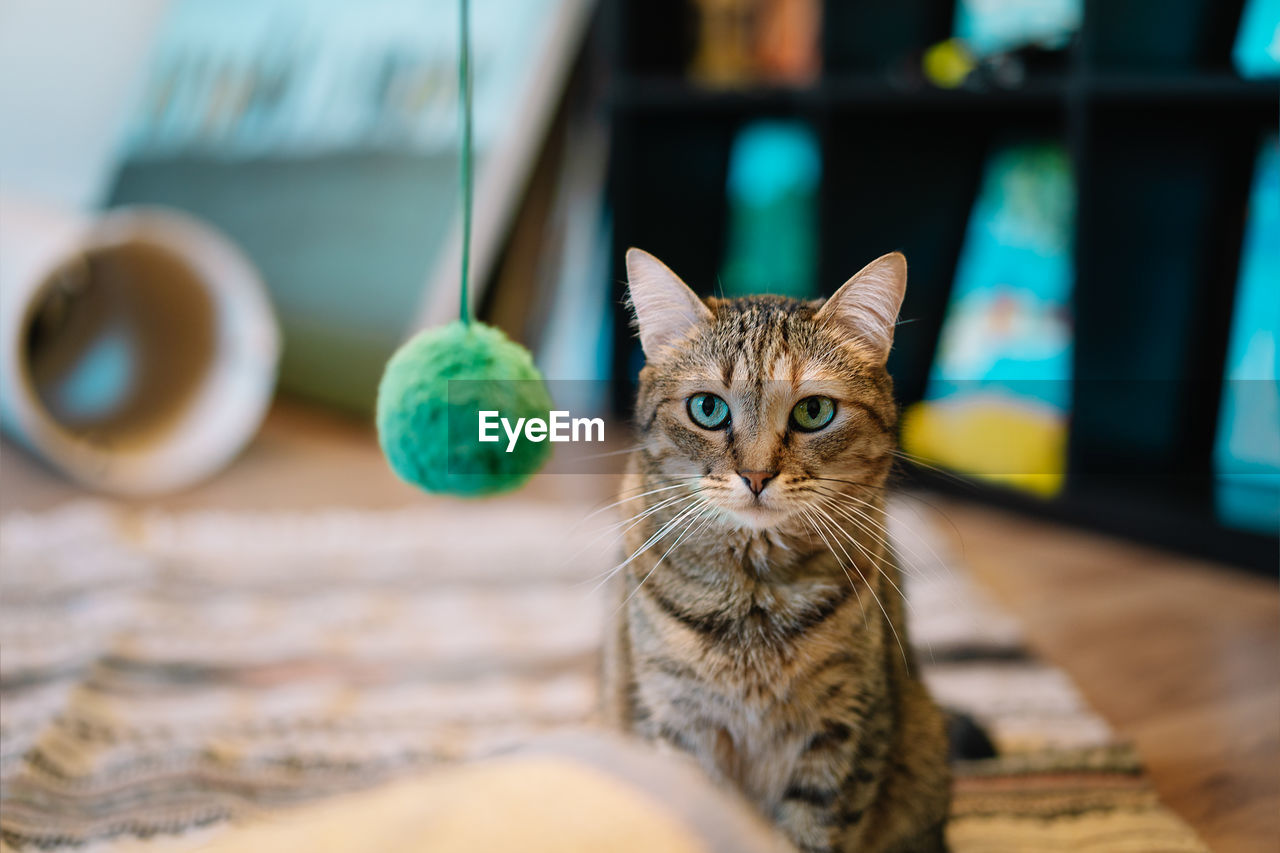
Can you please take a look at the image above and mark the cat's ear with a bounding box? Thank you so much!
[626,248,712,358]
[814,252,907,363]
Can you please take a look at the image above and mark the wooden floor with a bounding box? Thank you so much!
[935,501,1279,853]
[2,401,1276,852]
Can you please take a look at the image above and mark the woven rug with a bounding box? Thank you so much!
[0,498,1207,852]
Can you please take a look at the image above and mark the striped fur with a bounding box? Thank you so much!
[604,252,950,853]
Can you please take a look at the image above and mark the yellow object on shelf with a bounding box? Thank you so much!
[923,39,976,89]
[901,395,1066,497]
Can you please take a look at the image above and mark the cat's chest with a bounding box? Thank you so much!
[714,705,811,810]
[665,586,851,797]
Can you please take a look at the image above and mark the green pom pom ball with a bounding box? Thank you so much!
[376,321,552,497]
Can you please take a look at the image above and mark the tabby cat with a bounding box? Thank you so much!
[603,249,950,853]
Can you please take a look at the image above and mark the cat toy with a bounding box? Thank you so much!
[376,0,552,496]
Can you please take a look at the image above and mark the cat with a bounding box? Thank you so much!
[603,248,951,853]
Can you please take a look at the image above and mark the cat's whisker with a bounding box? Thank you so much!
[805,502,911,673]
[805,504,863,586]
[888,449,976,490]
[875,500,968,622]
[855,494,957,581]
[590,497,708,596]
[816,487,951,586]
[591,488,701,538]
[576,500,699,564]
[809,487,931,581]
[604,502,711,611]
[688,503,722,547]
[820,493,970,646]
[795,505,870,632]
[574,492,705,588]
[795,481,918,574]
[573,478,700,530]
[810,476,879,490]
[809,496,886,562]
[616,502,717,615]
[573,484,696,545]
[807,482,933,574]
[589,477,697,508]
[809,493,950,657]
[887,491,969,567]
[574,489,701,570]
[595,475,700,504]
[812,497,919,624]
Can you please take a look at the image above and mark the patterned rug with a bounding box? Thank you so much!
[0,498,1207,851]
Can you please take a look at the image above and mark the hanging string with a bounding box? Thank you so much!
[458,0,474,325]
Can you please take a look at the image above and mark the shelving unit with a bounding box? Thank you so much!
[602,0,1278,571]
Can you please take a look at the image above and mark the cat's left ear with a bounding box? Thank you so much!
[814,252,907,363]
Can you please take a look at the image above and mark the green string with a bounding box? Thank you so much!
[458,0,474,325]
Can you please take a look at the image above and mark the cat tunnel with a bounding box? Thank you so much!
[0,198,280,495]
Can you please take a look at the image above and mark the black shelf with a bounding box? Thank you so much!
[609,78,822,113]
[602,0,1280,574]
[610,76,1069,112]
[1085,71,1278,101]
[611,72,1277,113]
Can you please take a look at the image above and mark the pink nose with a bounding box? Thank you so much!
[739,470,776,496]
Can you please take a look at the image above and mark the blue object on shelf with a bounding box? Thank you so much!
[1233,0,1280,79]
[719,121,820,300]
[1214,135,1280,534]
[954,0,1081,57]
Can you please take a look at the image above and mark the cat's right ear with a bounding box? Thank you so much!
[626,248,712,358]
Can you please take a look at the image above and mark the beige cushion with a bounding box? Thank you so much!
[194,733,791,853]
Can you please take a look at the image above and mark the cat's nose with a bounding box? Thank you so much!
[739,470,776,496]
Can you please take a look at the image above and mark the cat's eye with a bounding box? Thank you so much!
[791,396,836,432]
[687,393,730,430]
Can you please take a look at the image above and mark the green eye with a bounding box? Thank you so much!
[792,396,836,431]
[687,393,730,430]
